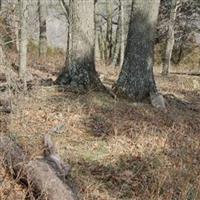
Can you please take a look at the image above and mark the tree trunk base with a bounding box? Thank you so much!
[112,83,150,102]
[55,70,106,92]
[113,84,166,110]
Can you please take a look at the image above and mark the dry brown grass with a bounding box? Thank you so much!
[1,63,200,200]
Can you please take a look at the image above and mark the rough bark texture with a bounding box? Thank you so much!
[0,136,77,200]
[19,0,28,84]
[162,0,179,76]
[114,0,160,101]
[56,0,103,90]
[38,0,47,58]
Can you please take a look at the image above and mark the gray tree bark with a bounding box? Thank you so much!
[98,30,105,61]
[119,0,125,67]
[56,0,104,90]
[38,0,47,59]
[58,0,70,71]
[106,0,113,63]
[114,0,162,102]
[111,12,121,67]
[19,0,28,87]
[162,0,179,76]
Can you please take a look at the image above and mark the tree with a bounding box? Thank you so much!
[111,0,126,67]
[157,0,200,65]
[111,9,121,66]
[58,0,70,67]
[105,0,113,63]
[38,0,47,59]
[114,0,165,107]
[19,0,28,87]
[56,0,103,90]
[119,0,125,67]
[162,0,179,76]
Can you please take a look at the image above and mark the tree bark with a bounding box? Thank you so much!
[56,0,104,91]
[106,0,113,64]
[114,0,161,101]
[162,0,179,76]
[97,18,106,62]
[98,31,104,61]
[59,0,70,70]
[19,0,28,88]
[111,12,121,67]
[119,0,125,67]
[38,0,47,59]
[0,136,77,200]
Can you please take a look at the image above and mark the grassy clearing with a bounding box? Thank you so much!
[1,65,200,200]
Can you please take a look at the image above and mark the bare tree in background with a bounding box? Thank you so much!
[111,8,120,66]
[119,0,125,67]
[106,0,113,63]
[38,0,47,59]
[114,0,165,108]
[19,0,28,87]
[56,0,104,90]
[162,0,179,76]
[58,0,70,68]
[111,0,125,67]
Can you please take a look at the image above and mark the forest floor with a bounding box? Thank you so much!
[0,58,200,200]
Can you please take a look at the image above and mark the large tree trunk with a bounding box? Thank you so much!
[114,0,163,103]
[19,0,28,87]
[162,0,179,76]
[38,0,47,59]
[56,0,103,90]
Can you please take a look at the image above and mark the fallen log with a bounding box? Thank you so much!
[0,136,77,200]
[170,72,200,77]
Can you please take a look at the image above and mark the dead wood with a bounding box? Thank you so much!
[170,72,200,77]
[0,136,77,200]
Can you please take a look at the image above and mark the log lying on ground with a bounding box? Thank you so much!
[0,136,77,200]
[170,72,200,77]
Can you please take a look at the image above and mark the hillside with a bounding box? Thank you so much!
[1,62,200,200]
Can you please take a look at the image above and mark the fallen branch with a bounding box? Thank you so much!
[170,72,200,77]
[0,136,77,200]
